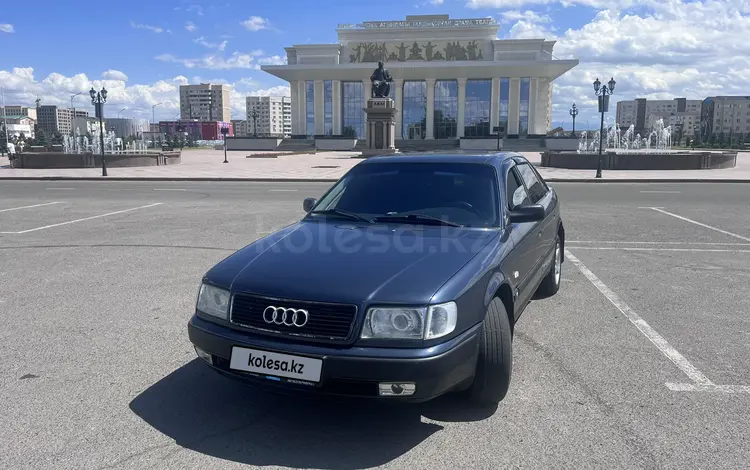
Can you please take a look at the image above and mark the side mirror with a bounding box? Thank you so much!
[303,198,317,213]
[509,204,545,224]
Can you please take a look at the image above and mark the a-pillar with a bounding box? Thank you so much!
[425,78,436,139]
[457,78,467,138]
[394,78,404,139]
[507,78,521,136]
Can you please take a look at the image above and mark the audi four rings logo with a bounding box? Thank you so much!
[263,306,310,327]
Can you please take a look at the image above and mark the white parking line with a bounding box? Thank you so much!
[0,203,163,234]
[665,383,750,394]
[45,188,75,190]
[0,202,64,213]
[568,241,750,246]
[571,247,750,254]
[647,207,750,243]
[153,188,188,191]
[564,249,714,386]
[640,190,681,194]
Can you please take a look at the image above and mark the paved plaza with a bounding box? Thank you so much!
[1,180,749,469]
[2,149,750,181]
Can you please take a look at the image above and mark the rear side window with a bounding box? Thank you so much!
[516,163,548,203]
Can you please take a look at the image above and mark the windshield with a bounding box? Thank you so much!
[310,161,501,227]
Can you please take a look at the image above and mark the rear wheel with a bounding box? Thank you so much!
[464,297,513,406]
[535,235,562,298]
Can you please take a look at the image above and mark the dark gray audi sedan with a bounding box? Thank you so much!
[188,152,564,405]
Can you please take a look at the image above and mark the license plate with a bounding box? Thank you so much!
[229,346,323,383]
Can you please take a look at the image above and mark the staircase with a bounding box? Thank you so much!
[395,139,460,153]
[501,138,546,152]
[277,139,315,151]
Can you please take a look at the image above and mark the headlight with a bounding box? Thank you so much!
[196,283,230,320]
[361,301,457,340]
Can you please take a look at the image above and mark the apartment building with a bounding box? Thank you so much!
[616,98,702,135]
[179,83,231,122]
[231,119,250,137]
[36,106,89,135]
[699,96,750,142]
[2,106,37,120]
[246,95,292,137]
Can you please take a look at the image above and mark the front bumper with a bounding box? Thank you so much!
[187,314,481,402]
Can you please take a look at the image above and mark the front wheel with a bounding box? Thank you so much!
[463,297,513,406]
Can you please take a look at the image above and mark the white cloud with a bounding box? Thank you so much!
[431,0,445,4]
[241,16,270,32]
[187,5,204,16]
[155,49,285,70]
[130,21,165,34]
[0,23,14,33]
[185,21,197,32]
[0,66,287,121]
[102,70,129,81]
[478,1,750,128]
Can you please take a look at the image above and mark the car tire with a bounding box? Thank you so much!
[535,235,562,298]
[464,297,513,406]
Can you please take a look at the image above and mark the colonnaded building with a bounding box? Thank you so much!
[261,14,578,149]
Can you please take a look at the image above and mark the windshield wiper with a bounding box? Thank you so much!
[309,208,373,223]
[372,213,463,227]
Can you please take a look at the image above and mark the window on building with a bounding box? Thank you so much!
[498,78,510,136]
[434,80,458,139]
[324,80,333,136]
[464,79,492,137]
[402,80,427,140]
[519,78,530,136]
[305,80,315,137]
[341,81,365,139]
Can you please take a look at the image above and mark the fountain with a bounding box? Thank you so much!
[540,117,737,171]
[14,122,178,169]
[577,119,674,154]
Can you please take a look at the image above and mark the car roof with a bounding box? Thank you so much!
[358,152,524,166]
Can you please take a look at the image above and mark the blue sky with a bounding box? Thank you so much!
[2,0,748,127]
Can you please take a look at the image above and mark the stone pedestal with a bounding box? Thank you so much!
[361,98,399,157]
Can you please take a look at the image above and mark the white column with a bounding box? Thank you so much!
[535,78,551,135]
[425,78,436,139]
[314,80,324,136]
[298,81,307,136]
[332,80,342,134]
[289,81,299,135]
[457,78,467,138]
[508,78,520,136]
[529,78,538,136]
[490,77,500,134]
[394,78,404,140]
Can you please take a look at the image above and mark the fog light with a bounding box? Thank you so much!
[378,382,416,397]
[194,346,213,364]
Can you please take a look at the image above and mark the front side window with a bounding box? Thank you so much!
[312,162,500,227]
[516,163,547,203]
[506,167,530,210]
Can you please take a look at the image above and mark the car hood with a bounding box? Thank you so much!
[205,221,499,305]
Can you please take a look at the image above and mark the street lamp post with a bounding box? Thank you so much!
[90,86,108,176]
[221,126,229,163]
[569,103,578,137]
[152,102,163,126]
[70,92,82,137]
[176,123,186,150]
[593,77,616,179]
[250,106,259,137]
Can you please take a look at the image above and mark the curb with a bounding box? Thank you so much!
[2,176,750,183]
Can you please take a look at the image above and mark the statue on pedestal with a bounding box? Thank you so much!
[370,60,393,98]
